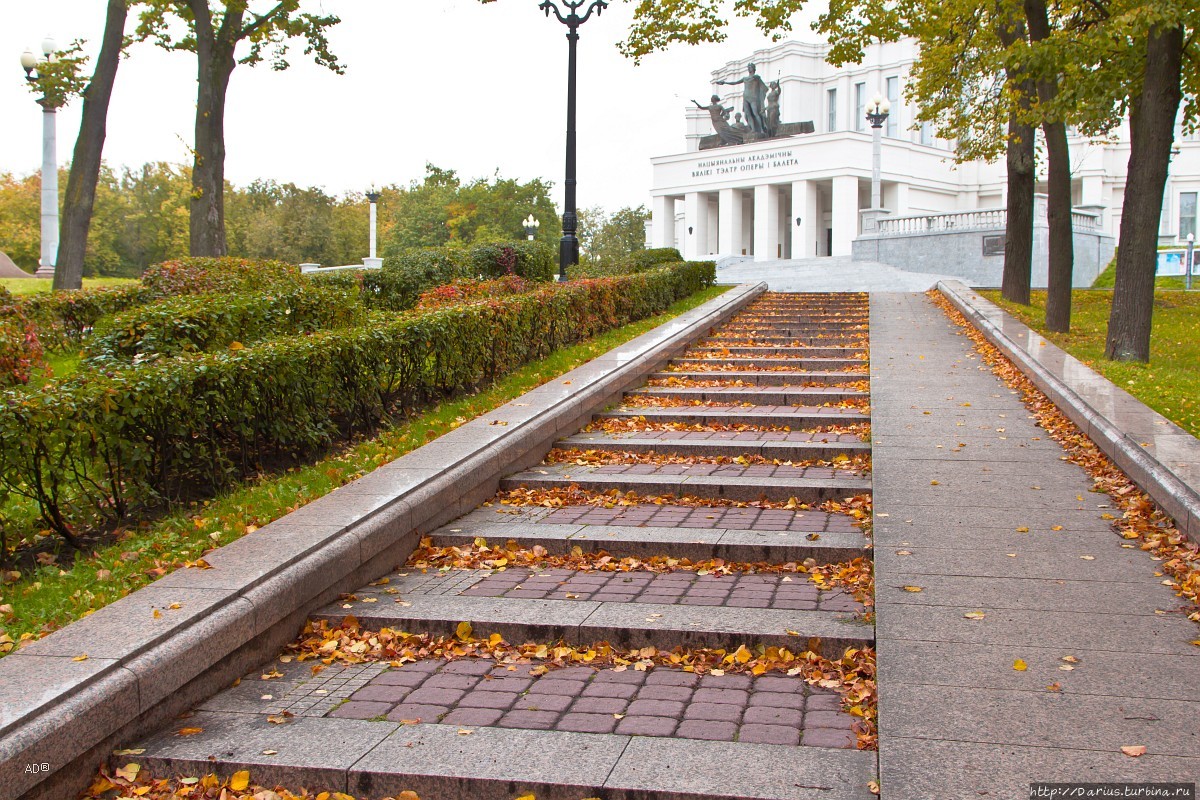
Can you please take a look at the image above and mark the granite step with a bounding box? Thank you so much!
[310,569,872,656]
[719,326,869,336]
[697,336,868,347]
[427,518,871,563]
[558,431,870,460]
[597,406,871,428]
[653,370,869,386]
[630,386,868,404]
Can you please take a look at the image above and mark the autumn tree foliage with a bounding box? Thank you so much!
[136,1,344,258]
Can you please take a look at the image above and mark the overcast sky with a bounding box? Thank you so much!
[0,1,826,212]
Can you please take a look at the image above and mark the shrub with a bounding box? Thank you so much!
[14,284,154,352]
[569,247,685,280]
[141,257,299,297]
[1,261,715,541]
[415,275,534,311]
[631,247,684,269]
[85,285,365,362]
[0,288,44,387]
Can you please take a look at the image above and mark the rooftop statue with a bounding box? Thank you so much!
[693,95,744,146]
[716,62,768,135]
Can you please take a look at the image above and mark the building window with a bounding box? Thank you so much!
[919,119,932,146]
[885,76,899,138]
[827,88,837,132]
[1181,192,1198,240]
[855,82,866,132]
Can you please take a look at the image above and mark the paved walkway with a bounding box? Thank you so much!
[718,256,962,292]
[871,293,1200,796]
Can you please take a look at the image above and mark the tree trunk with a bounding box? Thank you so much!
[1023,0,1073,331]
[998,16,1035,305]
[188,3,238,257]
[1105,25,1183,362]
[53,0,128,291]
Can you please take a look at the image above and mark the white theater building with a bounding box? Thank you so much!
[647,38,1200,273]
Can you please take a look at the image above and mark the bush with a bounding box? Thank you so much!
[1,261,715,540]
[85,285,365,362]
[13,284,154,352]
[141,257,299,297]
[0,288,44,387]
[415,275,534,311]
[569,247,685,280]
[631,248,684,269]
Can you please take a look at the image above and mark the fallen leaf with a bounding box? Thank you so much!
[457,728,474,735]
[1061,655,1079,663]
[1051,525,1064,531]
[1120,745,1146,758]
[1045,682,1062,692]
[1016,526,1029,533]
[73,653,89,662]
[1013,659,1028,671]
[262,749,278,755]
[152,609,162,619]
[112,748,145,756]
[115,763,140,782]
[902,585,923,593]
[229,770,250,790]
[177,727,203,736]
[963,611,986,620]
[398,792,421,800]
[456,621,473,640]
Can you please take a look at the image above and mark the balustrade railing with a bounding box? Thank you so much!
[875,207,1103,236]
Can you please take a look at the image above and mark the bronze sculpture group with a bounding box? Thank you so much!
[694,62,809,150]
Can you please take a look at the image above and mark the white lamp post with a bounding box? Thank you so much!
[523,214,541,242]
[21,37,61,279]
[860,94,891,234]
[363,188,382,268]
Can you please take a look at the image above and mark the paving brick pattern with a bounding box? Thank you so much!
[609,405,867,418]
[583,463,867,481]
[540,504,862,532]
[328,659,857,748]
[458,568,863,612]
[576,429,868,444]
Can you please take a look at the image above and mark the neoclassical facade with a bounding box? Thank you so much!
[647,38,1200,263]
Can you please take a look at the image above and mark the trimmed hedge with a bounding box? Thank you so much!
[85,285,365,362]
[308,241,556,311]
[0,288,44,387]
[570,247,685,279]
[141,257,298,297]
[416,275,533,311]
[13,284,154,352]
[1,261,715,540]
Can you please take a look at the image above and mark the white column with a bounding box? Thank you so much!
[718,190,741,257]
[706,198,719,255]
[831,175,860,257]
[790,180,819,259]
[685,192,709,260]
[35,105,58,278]
[651,195,674,249]
[895,183,911,216]
[753,184,780,262]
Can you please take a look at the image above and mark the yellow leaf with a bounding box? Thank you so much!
[902,585,923,593]
[455,621,473,641]
[1016,527,1029,533]
[398,792,421,800]
[1051,525,1064,531]
[115,763,140,782]
[1013,659,1028,671]
[488,633,503,647]
[1120,745,1146,757]
[733,645,752,663]
[177,727,203,736]
[229,341,245,351]
[229,770,250,791]
[73,653,89,662]
[963,611,986,620]
[152,609,162,619]
[516,795,537,800]
[930,480,940,485]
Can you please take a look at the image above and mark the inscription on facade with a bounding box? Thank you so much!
[691,150,799,178]
[982,234,1006,257]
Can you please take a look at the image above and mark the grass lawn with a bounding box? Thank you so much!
[0,285,730,654]
[0,277,139,295]
[979,288,1200,438]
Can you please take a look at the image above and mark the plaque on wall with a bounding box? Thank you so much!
[982,234,1005,257]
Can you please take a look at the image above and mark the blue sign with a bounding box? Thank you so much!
[1156,249,1197,276]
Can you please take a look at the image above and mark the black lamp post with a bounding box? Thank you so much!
[539,0,607,281]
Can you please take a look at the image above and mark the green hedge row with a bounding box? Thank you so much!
[1,261,715,541]
[311,241,555,311]
[85,285,365,362]
[570,247,684,279]
[12,284,154,352]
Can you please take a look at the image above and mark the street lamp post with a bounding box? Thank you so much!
[859,94,891,235]
[539,0,607,282]
[21,38,63,280]
[364,188,382,268]
[523,214,541,242]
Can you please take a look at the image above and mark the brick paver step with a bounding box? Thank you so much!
[719,326,869,337]
[427,518,870,563]
[311,579,872,656]
[698,336,868,348]
[484,502,866,535]
[599,406,871,427]
[654,370,867,386]
[670,356,868,371]
[501,462,870,503]
[559,431,869,460]
[687,346,867,358]
[129,711,877,800]
[631,386,868,404]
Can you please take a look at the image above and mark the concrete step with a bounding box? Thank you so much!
[670,357,867,371]
[687,346,867,358]
[598,406,871,428]
[558,431,870,460]
[720,325,869,336]
[630,386,868,404]
[654,370,869,386]
[311,568,873,656]
[697,336,868,347]
[427,518,871,563]
[501,462,871,503]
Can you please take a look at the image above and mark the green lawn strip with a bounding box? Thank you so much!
[0,277,140,295]
[979,289,1200,438]
[0,285,729,653]
[1090,259,1190,289]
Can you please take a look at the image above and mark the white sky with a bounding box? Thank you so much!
[0,0,825,212]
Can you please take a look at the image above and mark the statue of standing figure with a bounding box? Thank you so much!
[717,62,768,135]
[766,80,782,136]
[693,95,744,146]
